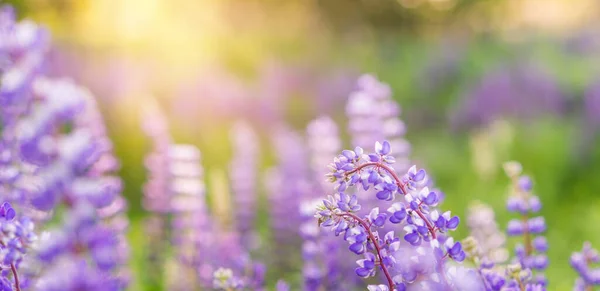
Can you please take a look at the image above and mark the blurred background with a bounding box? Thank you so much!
[5,0,600,290]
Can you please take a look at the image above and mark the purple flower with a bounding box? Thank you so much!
[466,202,508,264]
[229,121,260,249]
[0,202,36,290]
[317,141,465,290]
[0,14,131,286]
[266,127,311,272]
[346,74,410,171]
[307,116,342,195]
[504,161,548,284]
[451,63,565,131]
[570,242,600,289]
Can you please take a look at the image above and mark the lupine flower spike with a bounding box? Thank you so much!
[504,161,548,290]
[317,140,464,290]
[571,242,600,290]
[0,202,36,291]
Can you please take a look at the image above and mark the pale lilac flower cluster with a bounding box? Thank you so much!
[229,122,260,248]
[168,144,211,288]
[140,102,173,284]
[0,202,36,291]
[299,199,327,289]
[571,242,600,290]
[266,127,311,269]
[346,75,410,170]
[307,116,341,195]
[466,202,509,264]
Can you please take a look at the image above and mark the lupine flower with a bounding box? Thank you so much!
[141,100,173,215]
[0,5,48,110]
[266,127,310,270]
[0,8,129,290]
[299,199,326,290]
[167,143,209,289]
[28,79,130,291]
[317,140,464,290]
[346,74,410,170]
[466,201,509,264]
[307,116,342,195]
[0,202,36,291]
[570,242,600,290]
[213,268,241,290]
[75,88,130,284]
[504,161,548,287]
[275,280,291,291]
[140,101,174,286]
[229,121,260,249]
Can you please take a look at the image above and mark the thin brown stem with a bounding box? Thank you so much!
[512,176,532,256]
[522,214,532,256]
[471,257,491,291]
[340,212,395,290]
[510,275,526,291]
[11,263,20,291]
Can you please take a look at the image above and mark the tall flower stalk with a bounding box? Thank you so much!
[229,122,260,249]
[29,79,130,291]
[141,101,173,287]
[504,161,548,289]
[346,75,410,170]
[267,127,310,271]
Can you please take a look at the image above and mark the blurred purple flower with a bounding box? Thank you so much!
[229,122,260,249]
[571,242,600,289]
[0,9,130,288]
[451,64,565,130]
[266,127,311,269]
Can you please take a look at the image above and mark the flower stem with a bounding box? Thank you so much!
[516,277,525,291]
[11,263,20,291]
[340,212,395,290]
[512,176,532,256]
